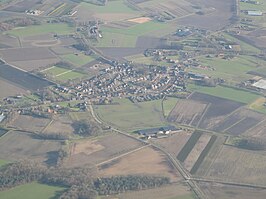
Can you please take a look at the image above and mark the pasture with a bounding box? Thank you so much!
[61,54,95,67]
[44,66,86,81]
[0,131,62,166]
[99,146,180,182]
[0,182,65,199]
[94,98,167,131]
[189,55,260,84]
[64,132,144,168]
[7,23,75,37]
[188,85,260,104]
[207,145,266,185]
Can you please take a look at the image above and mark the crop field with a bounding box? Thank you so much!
[162,97,179,117]
[0,131,62,166]
[207,145,266,185]
[188,85,260,104]
[11,58,61,71]
[249,97,266,114]
[65,132,144,168]
[3,0,40,12]
[183,133,212,172]
[75,1,140,22]
[9,115,51,133]
[199,182,266,199]
[7,23,75,37]
[94,98,167,131]
[0,182,65,199]
[0,47,56,62]
[177,131,203,162]
[99,146,180,182]
[167,99,208,126]
[101,183,195,199]
[61,54,95,67]
[244,120,266,140]
[177,0,234,30]
[189,55,260,84]
[43,66,86,81]
[43,115,74,137]
[0,78,26,99]
[189,92,244,130]
[152,131,192,157]
[194,136,227,176]
[211,108,265,135]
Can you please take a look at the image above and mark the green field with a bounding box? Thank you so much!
[222,33,260,53]
[189,55,259,84]
[0,159,9,168]
[61,54,95,66]
[188,84,260,104]
[96,21,172,47]
[44,66,86,81]
[126,54,172,66]
[80,1,138,14]
[7,23,75,37]
[94,98,167,131]
[163,97,178,117]
[0,182,65,199]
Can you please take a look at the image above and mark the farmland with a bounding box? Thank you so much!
[43,66,86,81]
[7,23,75,37]
[61,54,95,67]
[94,98,167,131]
[0,182,65,199]
[0,131,62,166]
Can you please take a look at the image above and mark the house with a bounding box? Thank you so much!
[247,10,263,16]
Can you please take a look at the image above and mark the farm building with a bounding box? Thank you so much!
[247,10,263,16]
[252,79,266,90]
[137,126,178,138]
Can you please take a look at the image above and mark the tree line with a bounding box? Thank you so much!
[0,161,170,199]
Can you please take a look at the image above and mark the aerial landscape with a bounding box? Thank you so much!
[0,0,266,198]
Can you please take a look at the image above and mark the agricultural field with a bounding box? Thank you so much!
[43,66,86,81]
[0,131,62,166]
[0,182,65,199]
[100,183,195,199]
[99,146,180,182]
[248,97,266,114]
[42,115,74,137]
[94,98,167,131]
[64,132,144,168]
[199,182,266,199]
[162,97,179,117]
[8,115,51,133]
[152,131,192,158]
[167,99,208,127]
[188,55,261,84]
[0,159,9,168]
[206,145,266,185]
[189,92,244,130]
[188,85,260,104]
[61,53,95,67]
[0,78,27,99]
[7,23,75,37]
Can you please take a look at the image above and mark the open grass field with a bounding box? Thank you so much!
[162,97,179,117]
[222,33,261,53]
[100,183,195,199]
[199,182,266,199]
[0,78,27,99]
[152,131,192,158]
[0,182,65,199]
[0,159,9,168]
[99,146,180,182]
[9,115,51,133]
[44,66,86,81]
[61,54,95,67]
[65,132,143,168]
[248,97,266,114]
[188,85,260,104]
[94,98,167,131]
[7,23,75,37]
[189,55,260,84]
[0,131,62,166]
[207,145,266,185]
